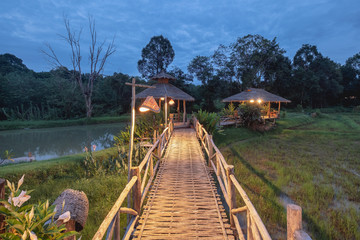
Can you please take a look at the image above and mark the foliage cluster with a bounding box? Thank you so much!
[237,103,263,127]
[194,109,220,135]
[0,175,76,240]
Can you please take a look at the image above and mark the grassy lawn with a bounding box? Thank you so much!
[0,115,131,131]
[214,112,360,239]
[0,147,128,239]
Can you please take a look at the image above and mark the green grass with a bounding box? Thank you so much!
[0,147,128,239]
[215,112,360,240]
[0,115,131,131]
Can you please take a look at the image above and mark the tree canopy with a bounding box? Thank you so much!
[137,35,175,79]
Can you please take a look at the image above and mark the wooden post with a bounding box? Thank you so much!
[127,78,136,224]
[113,211,120,240]
[64,220,76,240]
[216,155,220,176]
[226,165,236,228]
[183,100,186,123]
[177,99,180,122]
[150,154,154,177]
[268,102,271,118]
[208,135,213,167]
[287,204,302,240]
[247,211,253,240]
[132,167,142,214]
[165,95,168,126]
[278,102,281,118]
[0,179,5,234]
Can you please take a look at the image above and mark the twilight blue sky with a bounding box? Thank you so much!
[0,0,359,77]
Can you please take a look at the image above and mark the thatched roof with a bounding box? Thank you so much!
[223,88,291,103]
[136,83,195,101]
[151,71,176,81]
[53,189,89,231]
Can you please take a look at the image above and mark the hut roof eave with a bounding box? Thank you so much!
[222,88,291,103]
[136,83,195,101]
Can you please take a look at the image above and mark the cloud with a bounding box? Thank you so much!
[0,0,359,75]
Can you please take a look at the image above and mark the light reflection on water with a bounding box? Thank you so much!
[0,123,127,161]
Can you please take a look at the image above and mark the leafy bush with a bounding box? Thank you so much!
[221,103,236,117]
[83,145,127,177]
[0,175,76,239]
[238,103,262,127]
[194,109,220,135]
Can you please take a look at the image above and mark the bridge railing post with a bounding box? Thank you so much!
[208,135,213,167]
[131,167,142,214]
[226,165,236,229]
[287,204,312,240]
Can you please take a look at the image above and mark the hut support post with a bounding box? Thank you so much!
[278,102,281,118]
[165,95,168,126]
[183,100,186,123]
[177,100,180,121]
[268,102,271,118]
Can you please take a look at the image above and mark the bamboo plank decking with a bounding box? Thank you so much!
[133,128,234,240]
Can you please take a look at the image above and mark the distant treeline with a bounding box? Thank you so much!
[0,35,359,120]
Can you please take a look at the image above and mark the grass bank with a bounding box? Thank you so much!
[214,112,360,240]
[0,115,131,131]
[0,147,128,239]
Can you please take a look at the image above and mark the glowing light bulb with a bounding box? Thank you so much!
[250,99,255,103]
[257,99,262,103]
[169,99,175,105]
[139,107,150,112]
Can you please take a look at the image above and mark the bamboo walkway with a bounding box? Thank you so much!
[133,128,234,240]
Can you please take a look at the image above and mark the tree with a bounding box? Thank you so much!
[341,53,360,105]
[43,17,115,118]
[167,66,193,90]
[292,44,343,107]
[187,56,214,85]
[138,35,175,79]
[229,35,285,89]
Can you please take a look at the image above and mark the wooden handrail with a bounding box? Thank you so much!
[192,116,272,240]
[93,120,174,240]
[92,176,138,240]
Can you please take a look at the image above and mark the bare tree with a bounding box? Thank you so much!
[43,17,115,118]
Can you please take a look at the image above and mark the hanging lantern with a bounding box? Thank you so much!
[169,99,175,105]
[250,99,255,103]
[139,96,160,113]
[257,99,262,103]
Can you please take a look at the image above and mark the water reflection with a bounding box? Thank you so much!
[0,123,126,160]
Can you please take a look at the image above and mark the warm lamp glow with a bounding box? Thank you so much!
[160,97,165,100]
[169,99,175,105]
[139,107,150,112]
[139,96,160,113]
[250,99,255,103]
[257,99,262,103]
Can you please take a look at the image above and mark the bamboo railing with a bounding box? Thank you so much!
[92,120,174,240]
[193,116,272,240]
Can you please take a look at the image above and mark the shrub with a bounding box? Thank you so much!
[194,109,220,135]
[221,103,236,117]
[238,103,262,128]
[0,175,76,239]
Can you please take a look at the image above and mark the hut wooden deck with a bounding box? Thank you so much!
[133,128,234,239]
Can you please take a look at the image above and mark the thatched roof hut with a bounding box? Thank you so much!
[222,88,291,119]
[136,71,194,123]
[136,71,194,101]
[222,88,291,103]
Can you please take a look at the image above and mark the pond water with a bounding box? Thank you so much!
[0,123,127,161]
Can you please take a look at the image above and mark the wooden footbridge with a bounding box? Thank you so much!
[93,118,272,240]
